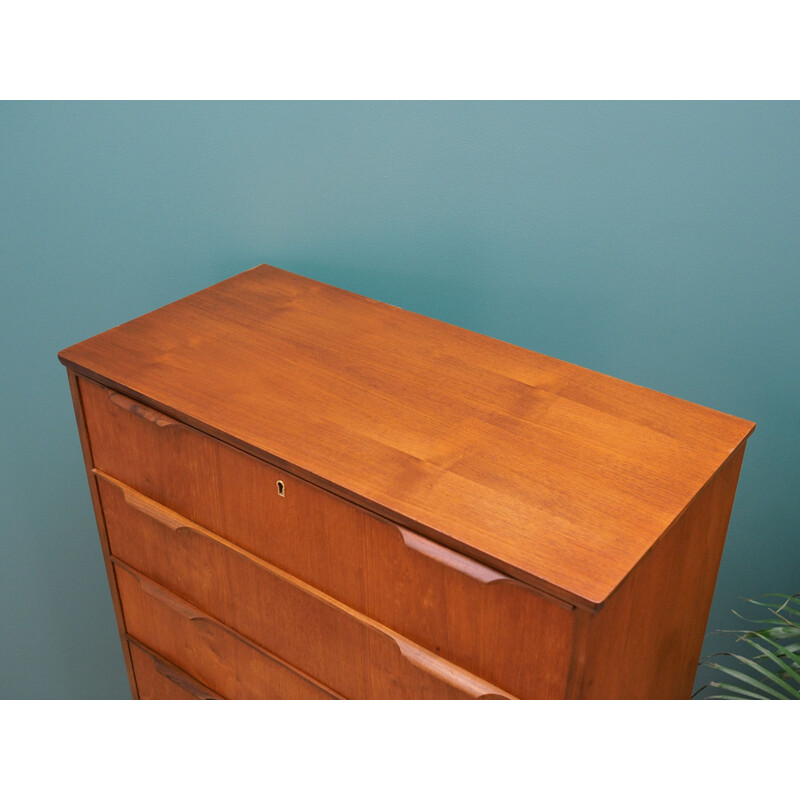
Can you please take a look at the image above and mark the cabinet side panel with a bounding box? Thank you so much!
[568,442,747,699]
[66,369,138,699]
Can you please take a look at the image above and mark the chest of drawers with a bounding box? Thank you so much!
[59,264,754,699]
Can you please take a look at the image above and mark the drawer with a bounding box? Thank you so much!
[103,476,512,699]
[117,565,337,700]
[128,641,221,700]
[81,377,574,698]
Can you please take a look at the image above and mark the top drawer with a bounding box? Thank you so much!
[79,376,575,699]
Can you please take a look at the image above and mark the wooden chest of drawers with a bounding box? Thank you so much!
[59,264,754,699]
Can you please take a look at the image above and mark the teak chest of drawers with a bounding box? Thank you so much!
[59,264,755,699]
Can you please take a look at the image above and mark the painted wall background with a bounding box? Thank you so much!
[1,101,797,699]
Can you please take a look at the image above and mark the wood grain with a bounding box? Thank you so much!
[59,265,755,607]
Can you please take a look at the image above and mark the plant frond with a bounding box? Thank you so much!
[702,662,792,699]
[725,651,800,698]
[696,593,800,700]
[706,680,770,700]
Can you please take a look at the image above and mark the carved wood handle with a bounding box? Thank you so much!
[152,656,218,699]
[398,525,508,584]
[389,634,515,699]
[118,482,196,533]
[138,576,206,621]
[108,391,184,429]
[397,524,573,609]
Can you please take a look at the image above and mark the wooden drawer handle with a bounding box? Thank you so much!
[138,576,206,620]
[119,482,195,532]
[398,526,508,585]
[390,635,514,699]
[108,391,184,429]
[397,525,572,609]
[152,655,218,699]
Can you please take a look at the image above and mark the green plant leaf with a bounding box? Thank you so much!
[744,595,800,622]
[724,649,800,698]
[703,662,793,699]
[730,613,796,627]
[750,624,800,634]
[697,593,800,700]
[746,632,800,680]
[746,592,799,605]
[706,680,771,700]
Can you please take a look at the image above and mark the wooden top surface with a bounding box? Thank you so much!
[59,265,754,608]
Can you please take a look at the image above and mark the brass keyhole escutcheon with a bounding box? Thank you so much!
[276,480,285,497]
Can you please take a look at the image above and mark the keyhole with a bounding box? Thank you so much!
[276,480,285,497]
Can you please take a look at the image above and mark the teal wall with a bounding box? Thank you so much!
[1,101,797,698]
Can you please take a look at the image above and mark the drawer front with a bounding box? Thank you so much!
[81,377,573,698]
[128,641,220,700]
[117,566,336,700]
[103,477,512,699]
